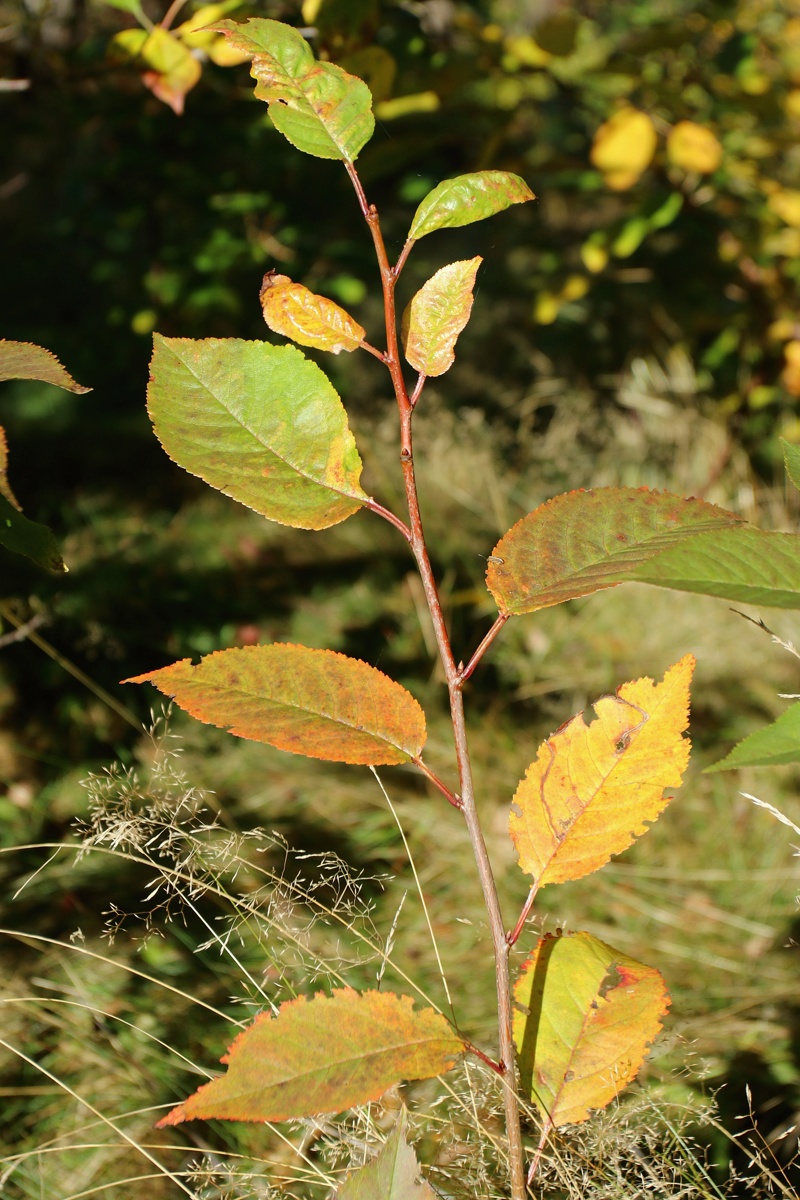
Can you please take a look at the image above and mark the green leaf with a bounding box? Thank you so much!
[407,171,534,241]
[514,931,668,1127]
[627,528,800,608]
[125,643,427,766]
[0,492,65,573]
[213,18,374,161]
[708,702,800,770]
[147,336,368,530]
[0,340,91,393]
[781,438,800,493]
[401,257,481,377]
[338,1111,437,1200]
[156,989,463,1125]
[487,487,743,615]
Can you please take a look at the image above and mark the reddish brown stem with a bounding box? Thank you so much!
[413,757,462,809]
[410,372,426,407]
[463,1039,504,1076]
[459,613,510,684]
[346,161,527,1200]
[360,340,388,363]
[507,882,539,948]
[393,238,415,280]
[363,497,412,542]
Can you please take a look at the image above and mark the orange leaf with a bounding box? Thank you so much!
[401,258,481,377]
[509,655,694,888]
[157,989,463,1126]
[514,931,669,1127]
[125,643,426,766]
[260,272,366,353]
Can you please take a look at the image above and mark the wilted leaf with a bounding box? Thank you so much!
[401,258,481,377]
[0,340,90,393]
[338,1110,437,1200]
[408,171,534,241]
[486,487,742,615]
[514,931,668,1126]
[260,273,366,353]
[510,656,693,888]
[213,18,374,161]
[126,643,426,766]
[628,527,800,608]
[782,437,800,492]
[708,702,800,770]
[666,121,723,173]
[147,336,368,530]
[139,26,202,114]
[590,107,657,190]
[157,989,463,1125]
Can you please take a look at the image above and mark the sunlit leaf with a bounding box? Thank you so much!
[510,656,693,888]
[486,487,742,615]
[338,1110,437,1200]
[708,702,800,770]
[147,336,368,530]
[213,18,374,161]
[628,528,800,608]
[666,121,723,174]
[514,932,668,1126]
[590,107,657,190]
[126,643,426,766]
[140,26,202,114]
[260,272,366,354]
[0,340,91,393]
[175,0,242,48]
[401,258,481,377]
[408,171,534,241]
[156,989,463,1125]
[782,437,800,492]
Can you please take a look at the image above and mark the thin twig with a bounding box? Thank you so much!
[363,497,412,541]
[392,238,415,280]
[159,0,189,30]
[507,882,539,947]
[459,613,510,683]
[412,757,462,808]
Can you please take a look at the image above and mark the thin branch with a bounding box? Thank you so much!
[0,611,46,649]
[360,340,388,363]
[412,757,462,809]
[362,497,412,542]
[409,372,426,407]
[527,1119,552,1186]
[392,238,415,280]
[507,882,539,948]
[160,0,190,30]
[459,613,510,684]
[463,1039,504,1076]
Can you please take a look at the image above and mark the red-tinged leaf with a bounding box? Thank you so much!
[147,336,367,530]
[139,27,202,114]
[401,258,481,378]
[407,171,534,241]
[0,340,90,393]
[338,1110,437,1200]
[156,989,463,1126]
[486,487,743,615]
[213,18,374,161]
[510,655,694,888]
[513,931,669,1127]
[260,273,366,354]
[707,701,800,770]
[125,643,426,766]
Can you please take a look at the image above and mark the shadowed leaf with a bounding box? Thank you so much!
[707,701,800,770]
[147,335,367,530]
[510,656,694,888]
[487,488,742,615]
[338,1110,437,1199]
[156,990,463,1125]
[627,528,800,608]
[408,171,534,240]
[782,438,800,493]
[514,931,669,1126]
[401,258,481,377]
[0,492,65,572]
[214,18,374,160]
[125,643,426,765]
[261,273,366,353]
[0,340,90,393]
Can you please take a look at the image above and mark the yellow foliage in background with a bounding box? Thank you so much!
[667,121,723,173]
[590,107,657,191]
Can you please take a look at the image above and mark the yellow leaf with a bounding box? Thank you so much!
[260,273,366,354]
[401,258,481,377]
[783,340,800,396]
[140,27,202,114]
[666,120,722,173]
[590,107,657,191]
[769,189,800,228]
[509,655,694,889]
[206,36,252,66]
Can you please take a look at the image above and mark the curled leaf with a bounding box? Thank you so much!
[408,171,534,241]
[401,257,481,377]
[157,989,463,1125]
[260,273,366,353]
[126,643,427,766]
[514,931,669,1127]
